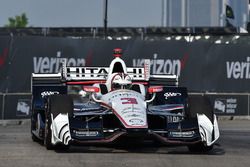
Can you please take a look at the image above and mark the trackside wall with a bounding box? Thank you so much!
[1,35,250,119]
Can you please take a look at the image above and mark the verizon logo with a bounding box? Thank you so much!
[133,53,181,76]
[226,57,250,79]
[33,51,85,73]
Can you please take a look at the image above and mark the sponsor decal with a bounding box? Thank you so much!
[66,67,144,79]
[148,86,163,93]
[67,67,108,78]
[108,92,141,102]
[33,51,85,73]
[214,99,226,113]
[164,92,182,99]
[16,99,30,116]
[121,107,143,114]
[124,114,141,118]
[169,131,195,138]
[83,86,100,93]
[214,98,237,114]
[167,116,182,123]
[73,130,99,137]
[129,118,144,125]
[144,59,150,80]
[41,91,59,98]
[133,53,181,76]
[121,97,138,104]
[226,57,250,79]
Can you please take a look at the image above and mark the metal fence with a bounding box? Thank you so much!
[0,93,31,120]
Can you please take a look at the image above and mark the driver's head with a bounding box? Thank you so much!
[111,73,132,90]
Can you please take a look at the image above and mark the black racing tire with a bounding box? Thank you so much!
[44,106,54,150]
[31,132,40,142]
[186,95,213,122]
[30,108,41,142]
[31,115,40,142]
[44,95,73,150]
[188,143,213,152]
[186,95,215,152]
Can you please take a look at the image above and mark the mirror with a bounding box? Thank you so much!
[83,86,100,93]
[148,86,163,93]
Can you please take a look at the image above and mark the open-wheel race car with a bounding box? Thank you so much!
[31,48,219,152]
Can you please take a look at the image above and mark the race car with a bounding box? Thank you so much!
[31,48,219,152]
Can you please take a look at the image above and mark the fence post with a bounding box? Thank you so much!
[248,94,250,116]
[1,94,5,120]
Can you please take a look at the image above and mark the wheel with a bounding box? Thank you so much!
[186,95,215,152]
[31,110,42,142]
[44,106,54,150]
[31,133,40,142]
[44,95,73,150]
[187,95,213,122]
[188,143,213,152]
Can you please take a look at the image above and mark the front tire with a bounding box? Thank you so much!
[44,108,54,150]
[186,95,215,152]
[31,133,40,142]
[187,95,213,121]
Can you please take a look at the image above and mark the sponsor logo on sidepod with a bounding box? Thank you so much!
[41,91,59,98]
[164,92,182,99]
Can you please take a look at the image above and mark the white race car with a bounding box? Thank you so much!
[31,48,219,152]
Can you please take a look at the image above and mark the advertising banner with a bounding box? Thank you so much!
[206,94,249,116]
[0,36,11,93]
[1,36,250,93]
[3,94,31,119]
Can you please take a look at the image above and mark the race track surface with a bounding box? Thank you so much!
[0,120,250,167]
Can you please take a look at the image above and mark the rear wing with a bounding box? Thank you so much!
[62,67,148,81]
[149,74,178,86]
[32,59,179,86]
[62,59,150,81]
[32,73,62,85]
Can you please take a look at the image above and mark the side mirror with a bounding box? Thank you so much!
[83,86,102,103]
[148,86,163,93]
[146,86,163,103]
[83,86,100,93]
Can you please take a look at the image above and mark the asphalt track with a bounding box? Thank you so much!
[0,120,250,167]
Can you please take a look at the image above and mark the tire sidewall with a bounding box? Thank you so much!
[44,98,53,150]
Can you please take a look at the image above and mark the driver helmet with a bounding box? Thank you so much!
[111,73,132,90]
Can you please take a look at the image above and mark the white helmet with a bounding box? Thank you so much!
[111,73,132,90]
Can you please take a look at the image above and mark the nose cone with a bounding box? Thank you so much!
[102,90,148,129]
[112,99,148,129]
